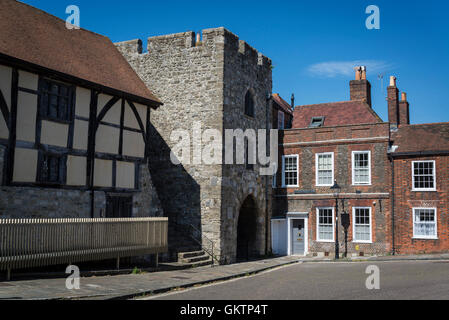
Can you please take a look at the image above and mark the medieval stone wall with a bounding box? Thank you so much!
[116,27,273,263]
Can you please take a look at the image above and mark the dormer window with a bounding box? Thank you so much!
[310,117,325,128]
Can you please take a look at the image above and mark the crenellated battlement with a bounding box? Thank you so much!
[115,27,271,69]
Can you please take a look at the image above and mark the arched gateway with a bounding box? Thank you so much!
[236,195,259,261]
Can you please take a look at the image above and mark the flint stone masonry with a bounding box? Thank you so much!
[116,27,273,263]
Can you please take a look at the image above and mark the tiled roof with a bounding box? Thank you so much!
[292,100,382,128]
[391,123,449,154]
[272,94,293,115]
[0,0,161,105]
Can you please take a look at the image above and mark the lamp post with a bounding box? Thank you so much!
[330,180,341,260]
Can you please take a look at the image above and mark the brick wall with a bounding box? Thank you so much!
[393,155,449,254]
[274,122,392,256]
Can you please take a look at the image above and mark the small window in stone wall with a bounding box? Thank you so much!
[39,79,74,122]
[244,90,255,117]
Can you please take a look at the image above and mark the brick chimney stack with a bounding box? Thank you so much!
[387,76,399,127]
[350,66,372,107]
[398,92,410,125]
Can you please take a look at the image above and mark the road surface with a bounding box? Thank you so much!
[144,260,449,300]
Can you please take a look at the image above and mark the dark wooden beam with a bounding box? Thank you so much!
[4,68,18,186]
[119,99,125,156]
[95,96,120,130]
[126,100,147,144]
[0,89,10,130]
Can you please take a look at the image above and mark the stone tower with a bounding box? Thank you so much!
[116,27,273,264]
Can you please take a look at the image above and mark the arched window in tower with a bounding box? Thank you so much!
[244,90,255,117]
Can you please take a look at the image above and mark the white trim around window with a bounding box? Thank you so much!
[352,151,371,186]
[315,152,334,187]
[352,207,373,243]
[282,155,299,188]
[413,207,438,240]
[316,207,335,242]
[412,160,436,192]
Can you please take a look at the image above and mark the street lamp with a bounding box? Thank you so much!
[330,180,341,260]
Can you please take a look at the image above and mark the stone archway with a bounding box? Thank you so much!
[236,195,258,261]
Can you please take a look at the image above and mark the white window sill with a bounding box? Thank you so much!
[316,185,333,187]
[352,183,372,186]
[283,185,299,188]
[412,189,437,192]
[316,240,335,243]
[352,241,373,244]
[412,237,438,240]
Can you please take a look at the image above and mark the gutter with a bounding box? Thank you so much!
[389,150,449,158]
[388,154,396,255]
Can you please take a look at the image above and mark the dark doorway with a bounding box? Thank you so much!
[237,196,258,261]
[106,194,133,218]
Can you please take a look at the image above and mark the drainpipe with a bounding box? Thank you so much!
[265,93,272,255]
[389,154,396,255]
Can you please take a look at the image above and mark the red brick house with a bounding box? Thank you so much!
[272,67,449,257]
[272,67,392,257]
[389,123,449,254]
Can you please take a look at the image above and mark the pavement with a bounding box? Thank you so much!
[0,253,448,300]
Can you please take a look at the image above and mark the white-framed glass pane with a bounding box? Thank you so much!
[318,208,333,241]
[413,162,435,190]
[354,152,370,184]
[354,208,371,242]
[414,209,436,238]
[284,156,298,186]
[317,154,333,185]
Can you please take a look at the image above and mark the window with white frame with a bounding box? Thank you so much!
[282,155,298,187]
[412,161,436,191]
[317,208,334,241]
[278,111,285,130]
[353,207,372,242]
[413,208,437,239]
[316,153,334,186]
[352,151,371,185]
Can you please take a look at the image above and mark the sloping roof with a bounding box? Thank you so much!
[272,94,293,115]
[391,123,449,154]
[0,0,161,106]
[292,100,382,128]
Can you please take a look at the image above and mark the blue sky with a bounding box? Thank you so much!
[21,0,449,124]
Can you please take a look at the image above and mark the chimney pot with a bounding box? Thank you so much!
[361,66,367,80]
[401,92,407,102]
[354,67,362,80]
[389,76,397,87]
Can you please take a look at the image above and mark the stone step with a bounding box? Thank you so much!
[178,250,205,260]
[178,257,213,268]
[180,254,211,264]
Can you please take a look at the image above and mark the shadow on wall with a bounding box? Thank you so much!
[274,129,289,218]
[147,123,201,260]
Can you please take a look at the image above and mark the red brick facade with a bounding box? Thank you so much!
[391,155,449,254]
[273,68,449,257]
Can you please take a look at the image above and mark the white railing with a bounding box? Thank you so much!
[0,218,168,273]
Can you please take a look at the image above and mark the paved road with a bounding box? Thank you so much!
[146,260,449,300]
